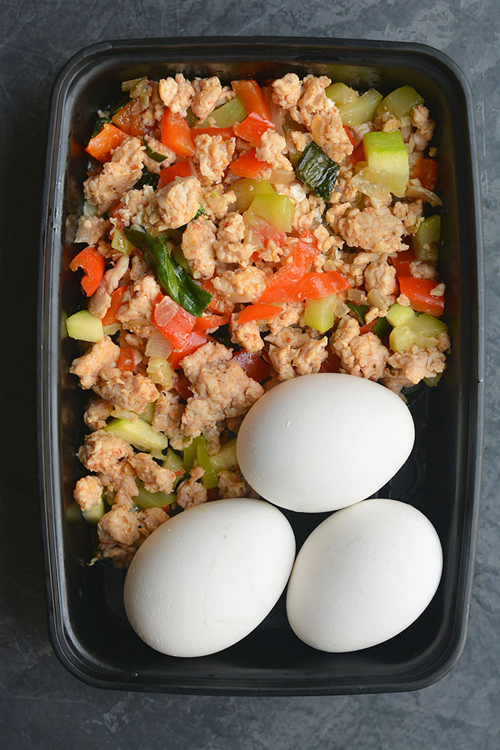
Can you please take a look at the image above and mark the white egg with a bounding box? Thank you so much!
[124,498,295,657]
[237,373,415,513]
[286,498,443,652]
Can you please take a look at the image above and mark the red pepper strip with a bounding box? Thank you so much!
[238,304,282,325]
[359,319,377,335]
[390,248,416,278]
[174,372,194,401]
[193,313,231,332]
[161,109,195,158]
[169,331,208,369]
[343,125,355,147]
[85,123,128,163]
[201,279,235,315]
[232,350,271,382]
[233,112,274,144]
[152,294,197,349]
[230,149,270,179]
[231,79,271,120]
[112,98,152,137]
[412,158,438,191]
[108,201,125,230]
[319,351,341,373]
[398,276,445,317]
[69,248,105,296]
[191,126,235,139]
[244,214,287,248]
[261,270,351,304]
[116,346,135,373]
[159,161,191,187]
[350,140,365,165]
[102,285,127,326]
[257,232,319,301]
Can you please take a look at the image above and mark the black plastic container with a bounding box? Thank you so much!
[38,38,484,695]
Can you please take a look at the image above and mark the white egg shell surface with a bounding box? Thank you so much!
[286,498,443,653]
[237,373,415,513]
[124,498,296,658]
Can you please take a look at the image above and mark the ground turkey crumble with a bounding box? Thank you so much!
[69,72,448,566]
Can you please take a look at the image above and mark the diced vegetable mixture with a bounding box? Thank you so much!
[67,72,449,566]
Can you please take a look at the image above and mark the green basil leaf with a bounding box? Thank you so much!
[295,142,340,200]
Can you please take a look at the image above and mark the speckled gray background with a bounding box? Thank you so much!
[1,0,498,748]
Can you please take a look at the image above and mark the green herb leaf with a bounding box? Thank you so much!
[346,301,370,325]
[209,324,241,351]
[372,316,391,338]
[123,227,212,317]
[134,168,159,190]
[295,142,340,200]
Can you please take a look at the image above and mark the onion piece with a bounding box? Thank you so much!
[367,288,389,311]
[405,183,442,206]
[270,169,296,185]
[153,296,178,328]
[146,329,173,358]
[347,288,367,304]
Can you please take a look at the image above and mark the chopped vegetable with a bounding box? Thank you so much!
[161,109,195,157]
[209,439,238,472]
[231,79,271,120]
[363,130,409,198]
[69,248,105,297]
[195,435,219,489]
[144,140,169,162]
[238,304,282,325]
[198,95,246,128]
[134,480,175,509]
[345,302,370,325]
[105,417,169,453]
[123,227,212,317]
[258,231,319,299]
[232,350,270,382]
[371,316,392,338]
[193,313,231,332]
[230,148,270,179]
[243,212,287,248]
[379,86,424,118]
[295,142,340,200]
[304,294,339,333]
[111,229,135,255]
[337,89,383,126]
[162,449,185,487]
[390,248,416,277]
[201,279,235,315]
[66,310,104,342]
[233,112,274,143]
[232,178,275,212]
[413,215,440,262]
[386,303,416,327]
[398,277,445,317]
[209,324,240,350]
[389,313,448,353]
[159,161,191,187]
[101,285,127,326]
[412,157,438,191]
[246,193,294,233]
[325,82,356,104]
[168,330,209,369]
[112,98,149,137]
[146,356,175,387]
[152,294,197,349]
[82,497,106,525]
[116,346,135,373]
[85,123,127,162]
[133,168,159,190]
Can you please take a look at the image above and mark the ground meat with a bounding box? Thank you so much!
[158,73,194,117]
[113,185,161,230]
[75,215,111,245]
[98,460,139,508]
[266,327,328,380]
[230,316,264,352]
[181,215,217,279]
[116,274,160,327]
[83,137,144,213]
[385,344,447,385]
[202,186,237,220]
[391,200,424,234]
[289,130,313,153]
[181,342,233,383]
[338,206,406,254]
[271,73,302,110]
[70,336,120,389]
[407,105,435,154]
[176,464,207,509]
[332,316,389,381]
[268,303,303,335]
[128,452,176,494]
[218,469,250,499]
[98,506,140,546]
[74,475,104,512]
[364,258,397,297]
[93,368,159,414]
[129,254,149,282]
[156,176,202,229]
[77,430,133,474]
[194,134,236,185]
[143,135,176,166]
[340,250,379,287]
[89,255,129,319]
[137,507,169,533]
[256,130,293,172]
[310,107,353,164]
[290,75,331,127]
[192,76,223,120]
[152,390,185,446]
[212,267,267,303]
[214,212,255,265]
[181,359,264,439]
[83,395,114,431]
[409,261,438,280]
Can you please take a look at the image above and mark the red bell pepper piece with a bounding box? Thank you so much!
[112,99,151,137]
[69,248,105,297]
[161,109,195,158]
[319,350,341,373]
[232,350,270,382]
[193,313,231,332]
[350,140,365,165]
[101,285,127,326]
[230,149,270,179]
[238,304,282,325]
[152,294,197,349]
[257,232,320,302]
[169,331,209,369]
[398,276,445,317]
[260,271,350,304]
[231,79,271,120]
[244,214,287,248]
[116,346,135,373]
[85,123,128,163]
[390,248,416,278]
[412,158,438,191]
[233,112,274,144]
[159,160,191,187]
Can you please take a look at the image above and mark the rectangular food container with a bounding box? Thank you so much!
[38,37,484,695]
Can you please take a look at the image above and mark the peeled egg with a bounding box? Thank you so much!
[237,373,415,513]
[124,498,295,657]
[286,498,443,652]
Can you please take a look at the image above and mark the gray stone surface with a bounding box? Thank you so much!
[0,0,498,747]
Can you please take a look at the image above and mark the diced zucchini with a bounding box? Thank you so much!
[337,89,383,126]
[424,373,443,387]
[196,436,219,489]
[379,86,424,118]
[144,140,169,162]
[304,294,338,333]
[183,438,200,472]
[350,167,394,204]
[105,418,168,453]
[413,215,441,262]
[389,313,448,353]
[247,193,294,233]
[325,82,356,105]
[389,324,418,354]
[147,357,175,388]
[210,439,238,473]
[82,497,106,525]
[232,178,275,212]
[139,402,156,425]
[363,131,409,198]
[197,95,246,128]
[66,310,104,343]
[386,303,416,327]
[162,448,185,487]
[134,479,175,509]
[111,229,135,255]
[408,313,448,341]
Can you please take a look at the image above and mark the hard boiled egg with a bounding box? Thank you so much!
[124,498,295,657]
[237,373,415,513]
[286,498,443,652]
